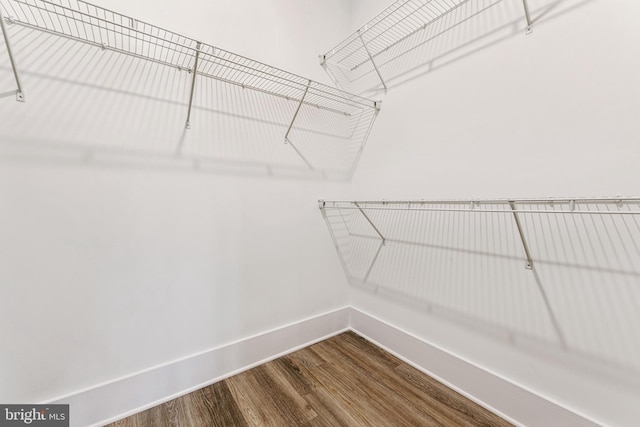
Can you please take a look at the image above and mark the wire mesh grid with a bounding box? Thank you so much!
[326,0,471,69]
[323,0,471,87]
[1,0,377,114]
[320,198,640,371]
[1,0,198,69]
[321,0,520,94]
[0,0,380,178]
[197,44,374,115]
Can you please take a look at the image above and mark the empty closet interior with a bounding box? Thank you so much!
[1,0,639,426]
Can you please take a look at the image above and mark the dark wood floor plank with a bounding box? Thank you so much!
[310,338,444,426]
[287,345,326,368]
[338,331,403,370]
[271,355,316,396]
[253,363,318,425]
[107,332,513,427]
[301,387,362,427]
[309,349,436,427]
[395,363,512,427]
[330,332,508,427]
[303,363,386,426]
[331,331,476,425]
[184,381,248,427]
[225,368,290,426]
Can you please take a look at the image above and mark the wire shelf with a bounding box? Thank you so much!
[319,197,640,370]
[321,0,533,94]
[320,198,640,215]
[0,0,380,178]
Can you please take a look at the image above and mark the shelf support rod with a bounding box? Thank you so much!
[0,9,25,102]
[355,202,386,245]
[358,30,387,93]
[284,80,315,170]
[509,201,533,270]
[522,0,533,34]
[285,80,311,143]
[185,42,201,129]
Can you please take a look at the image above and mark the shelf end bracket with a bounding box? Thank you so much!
[1,10,25,102]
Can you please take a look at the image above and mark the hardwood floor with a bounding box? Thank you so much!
[108,332,512,426]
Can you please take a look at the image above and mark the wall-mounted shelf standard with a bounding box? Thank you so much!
[319,197,640,369]
[320,0,533,94]
[0,0,380,178]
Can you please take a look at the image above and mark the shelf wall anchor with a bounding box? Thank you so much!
[509,201,534,270]
[522,0,533,34]
[0,8,25,102]
[185,42,202,129]
[358,30,388,93]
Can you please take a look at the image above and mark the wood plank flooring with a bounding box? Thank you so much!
[108,331,512,426]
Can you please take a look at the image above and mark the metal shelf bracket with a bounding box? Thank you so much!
[0,9,25,102]
[284,80,315,170]
[522,0,533,34]
[358,30,387,94]
[185,41,202,129]
[355,202,386,245]
[509,201,534,270]
[285,80,311,144]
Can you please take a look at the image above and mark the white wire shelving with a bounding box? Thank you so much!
[0,0,380,178]
[320,0,533,94]
[319,197,640,370]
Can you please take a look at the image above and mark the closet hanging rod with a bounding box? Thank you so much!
[0,0,377,114]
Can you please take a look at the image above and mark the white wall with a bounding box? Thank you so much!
[3,0,639,425]
[0,0,352,406]
[347,0,640,425]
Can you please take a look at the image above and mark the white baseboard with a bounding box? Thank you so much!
[349,307,601,427]
[49,307,351,427]
[48,305,598,427]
